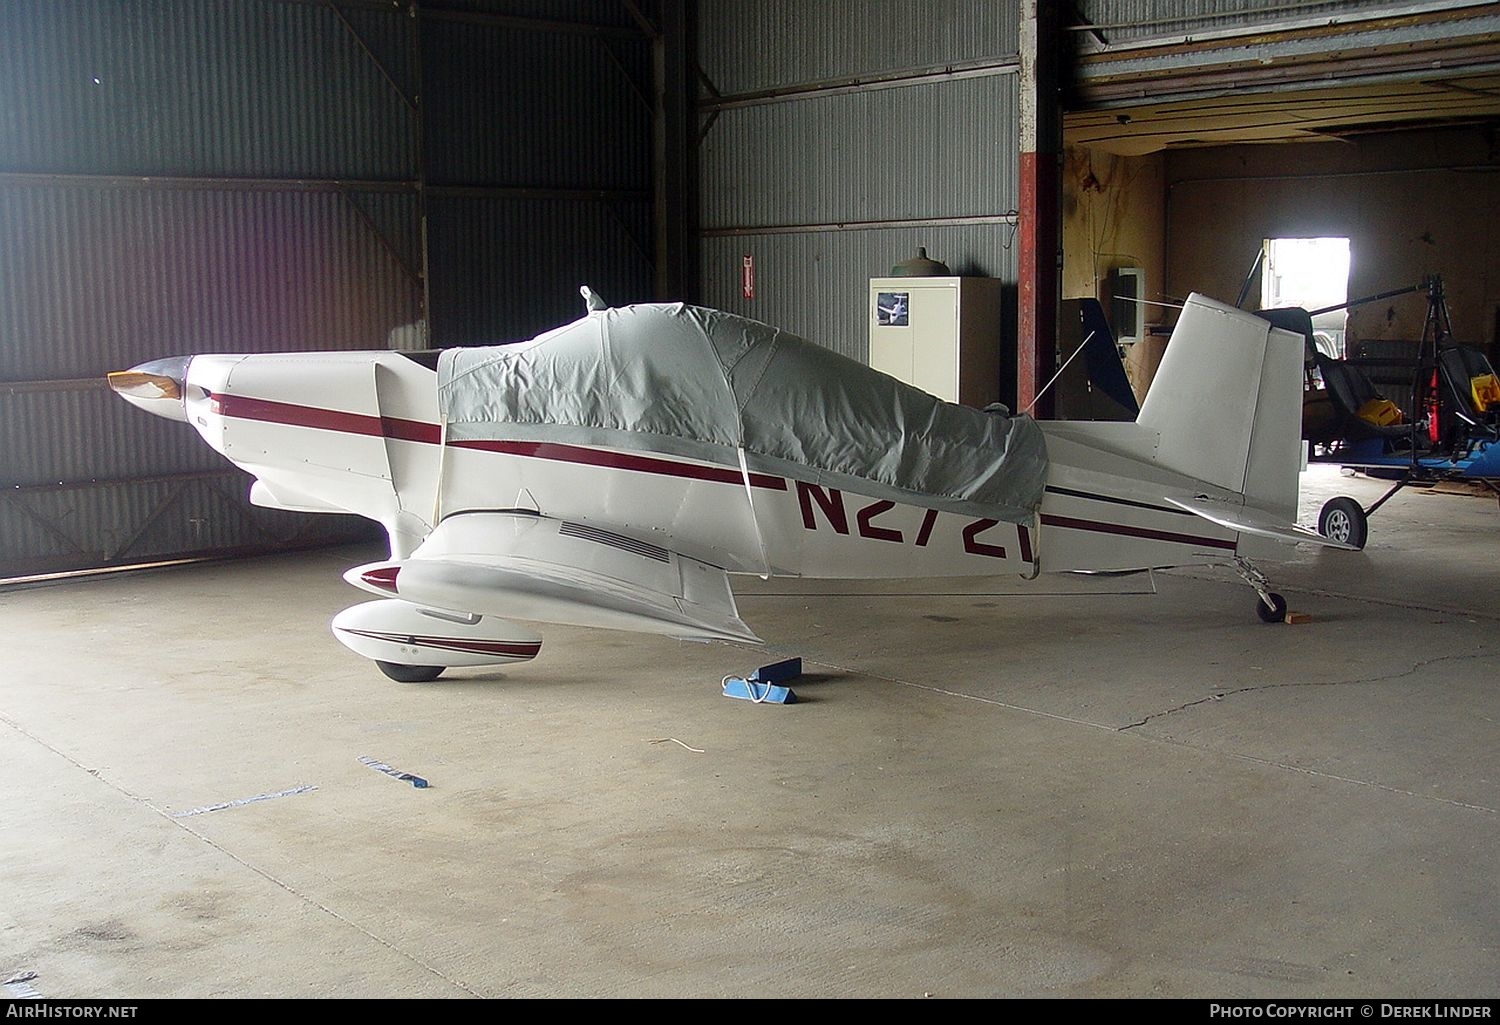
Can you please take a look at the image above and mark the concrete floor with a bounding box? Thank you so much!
[2,465,1497,998]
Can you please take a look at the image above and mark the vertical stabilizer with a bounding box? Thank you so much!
[1137,294,1304,523]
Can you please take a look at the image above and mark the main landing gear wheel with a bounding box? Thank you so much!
[1317,496,1368,550]
[1256,592,1288,624]
[376,661,444,683]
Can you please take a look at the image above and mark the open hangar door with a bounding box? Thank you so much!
[1058,1,1500,403]
[0,1,656,579]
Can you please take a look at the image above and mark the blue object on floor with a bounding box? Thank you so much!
[722,657,802,703]
[722,676,797,704]
[748,657,802,685]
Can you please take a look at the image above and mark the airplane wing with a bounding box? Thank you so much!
[346,511,761,644]
[1163,495,1359,551]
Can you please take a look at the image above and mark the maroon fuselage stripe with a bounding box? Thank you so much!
[209,393,440,444]
[1041,513,1237,550]
[384,417,442,444]
[449,438,789,490]
[206,392,788,491]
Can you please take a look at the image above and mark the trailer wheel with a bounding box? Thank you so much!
[1256,592,1288,624]
[1318,496,1368,550]
[376,661,444,683]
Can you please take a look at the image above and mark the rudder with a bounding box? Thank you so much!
[1136,293,1305,525]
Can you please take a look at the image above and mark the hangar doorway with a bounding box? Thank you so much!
[1262,236,1351,359]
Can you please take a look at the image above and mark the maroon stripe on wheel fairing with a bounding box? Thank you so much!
[339,628,541,659]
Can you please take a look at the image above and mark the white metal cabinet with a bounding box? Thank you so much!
[869,276,1002,408]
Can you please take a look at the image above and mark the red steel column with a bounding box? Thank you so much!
[1017,1,1061,417]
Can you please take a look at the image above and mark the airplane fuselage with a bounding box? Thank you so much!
[181,349,1241,582]
[111,293,1339,675]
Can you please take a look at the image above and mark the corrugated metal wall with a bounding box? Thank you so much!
[1,1,417,178]
[696,0,1020,362]
[422,13,653,343]
[0,0,653,577]
[428,196,652,345]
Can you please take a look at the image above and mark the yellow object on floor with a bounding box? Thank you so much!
[1356,397,1402,427]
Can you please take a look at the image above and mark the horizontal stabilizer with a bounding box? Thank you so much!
[1163,495,1358,551]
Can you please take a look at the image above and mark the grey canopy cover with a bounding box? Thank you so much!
[437,303,1047,524]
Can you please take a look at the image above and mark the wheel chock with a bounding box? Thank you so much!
[749,657,802,685]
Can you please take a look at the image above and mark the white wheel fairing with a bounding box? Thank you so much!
[332,599,541,669]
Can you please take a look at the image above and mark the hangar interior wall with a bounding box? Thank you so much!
[1061,147,1165,332]
[694,0,1022,366]
[1164,127,1500,354]
[0,0,654,577]
[1063,125,1500,404]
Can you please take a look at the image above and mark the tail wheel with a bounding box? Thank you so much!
[376,661,443,683]
[1256,592,1288,624]
[1317,496,1368,550]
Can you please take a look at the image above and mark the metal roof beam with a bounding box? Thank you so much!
[702,214,1019,238]
[699,57,1019,112]
[0,173,648,203]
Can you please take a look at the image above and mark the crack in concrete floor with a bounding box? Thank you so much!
[1116,651,1494,732]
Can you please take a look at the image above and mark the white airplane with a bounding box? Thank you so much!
[109,290,1354,682]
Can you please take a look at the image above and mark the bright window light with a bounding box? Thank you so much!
[1263,236,1351,358]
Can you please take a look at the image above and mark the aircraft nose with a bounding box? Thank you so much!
[107,356,192,422]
